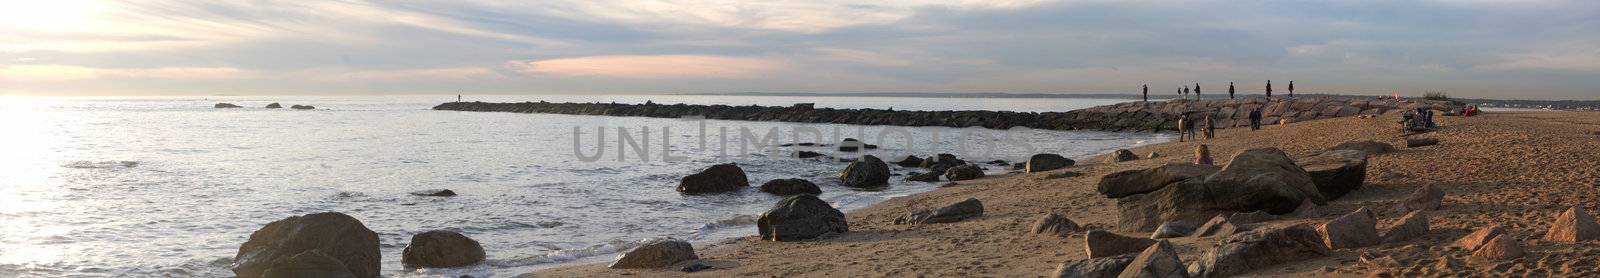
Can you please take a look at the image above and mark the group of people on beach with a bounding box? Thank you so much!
[1140,80,1294,102]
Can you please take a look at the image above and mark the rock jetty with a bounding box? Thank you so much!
[433,97,1462,132]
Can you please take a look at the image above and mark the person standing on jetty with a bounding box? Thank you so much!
[1194,83,1202,100]
[1248,107,1262,130]
[1288,81,1296,98]
[1143,84,1149,102]
[1183,86,1190,100]
[1228,82,1235,99]
[1265,80,1274,98]
[457,94,462,102]
[1195,144,1214,165]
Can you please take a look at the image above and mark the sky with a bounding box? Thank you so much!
[1,0,1597,100]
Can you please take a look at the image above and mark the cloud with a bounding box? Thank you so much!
[1477,52,1600,72]
[297,67,502,81]
[0,64,255,81]
[508,55,785,79]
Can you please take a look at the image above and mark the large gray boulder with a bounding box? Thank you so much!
[759,178,821,196]
[1053,255,1135,278]
[1190,224,1330,277]
[1117,240,1188,278]
[1115,148,1325,232]
[259,250,356,278]
[840,155,891,187]
[757,195,848,241]
[1026,154,1075,173]
[609,239,697,269]
[232,212,380,278]
[265,102,283,109]
[944,164,985,181]
[1097,163,1220,198]
[1317,207,1379,250]
[1085,230,1157,259]
[895,198,983,225]
[401,230,486,268]
[1296,150,1368,200]
[677,163,749,193]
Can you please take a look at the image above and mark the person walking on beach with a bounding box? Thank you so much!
[1248,107,1262,130]
[1177,113,1190,142]
[1143,84,1149,102]
[1182,113,1198,141]
[1195,144,1214,165]
[1204,112,1216,139]
[1288,81,1296,98]
[1228,82,1235,99]
[1265,80,1274,98]
[1194,83,1202,100]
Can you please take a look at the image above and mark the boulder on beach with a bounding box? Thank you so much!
[1032,213,1083,237]
[232,212,380,278]
[1084,230,1156,259]
[760,179,822,196]
[1381,210,1428,244]
[609,239,698,269]
[1473,234,1524,261]
[259,250,356,278]
[677,163,749,193]
[1114,148,1324,231]
[1053,255,1135,278]
[1543,207,1600,242]
[1150,221,1195,239]
[1026,154,1075,173]
[402,230,486,268]
[1400,184,1445,212]
[1405,137,1439,148]
[265,102,283,109]
[1190,224,1330,278]
[1296,150,1368,200]
[215,103,243,108]
[1193,215,1244,238]
[894,198,983,225]
[290,105,315,110]
[840,155,891,187]
[943,164,985,181]
[1107,149,1139,163]
[1327,140,1395,156]
[895,155,924,167]
[1096,163,1220,198]
[1453,226,1508,252]
[758,195,848,241]
[1116,240,1187,278]
[409,189,456,197]
[1317,207,1379,250]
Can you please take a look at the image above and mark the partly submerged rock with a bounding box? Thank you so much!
[895,198,983,225]
[1543,206,1600,242]
[609,239,697,269]
[677,163,750,193]
[290,104,315,110]
[759,178,821,196]
[402,230,486,268]
[840,155,891,187]
[1026,153,1075,173]
[757,195,848,241]
[409,189,457,197]
[904,171,942,182]
[232,212,380,278]
[259,250,356,278]
[1033,213,1083,237]
[1084,230,1157,259]
[215,103,243,108]
[943,164,985,181]
[895,155,925,167]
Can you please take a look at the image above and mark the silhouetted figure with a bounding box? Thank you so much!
[1265,80,1274,98]
[457,94,462,102]
[1288,81,1295,98]
[1228,82,1235,99]
[1248,108,1262,130]
[1194,83,1201,100]
[1183,86,1190,100]
[1142,84,1149,102]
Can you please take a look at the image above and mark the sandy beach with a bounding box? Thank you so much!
[535,110,1600,277]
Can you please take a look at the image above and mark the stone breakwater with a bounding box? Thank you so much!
[432,97,1462,132]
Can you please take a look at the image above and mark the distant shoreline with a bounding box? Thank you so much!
[684,92,1599,111]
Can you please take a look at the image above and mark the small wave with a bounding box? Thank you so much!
[486,238,658,267]
[694,214,757,237]
[60,160,138,169]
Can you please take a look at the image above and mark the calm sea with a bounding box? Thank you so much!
[0,95,1166,277]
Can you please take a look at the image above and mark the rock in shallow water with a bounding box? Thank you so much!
[232,212,379,278]
[609,239,697,269]
[215,103,243,108]
[260,250,356,278]
[758,195,848,241]
[839,155,891,187]
[410,189,457,197]
[402,230,486,268]
[759,178,821,196]
[677,163,749,193]
[943,164,985,181]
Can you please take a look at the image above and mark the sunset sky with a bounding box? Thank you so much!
[2,0,1597,99]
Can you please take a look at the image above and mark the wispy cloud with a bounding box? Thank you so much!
[508,55,785,79]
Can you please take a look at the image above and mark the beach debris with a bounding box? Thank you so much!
[1404,137,1439,148]
[1025,153,1075,173]
[1381,210,1429,244]
[1327,140,1396,156]
[1194,215,1244,238]
[1084,230,1157,259]
[1296,150,1368,200]
[1032,213,1083,237]
[894,155,924,167]
[904,171,941,182]
[265,102,282,109]
[759,178,821,196]
[1117,240,1188,278]
[1190,224,1330,278]
[609,239,698,269]
[943,164,985,181]
[1399,184,1446,212]
[232,212,380,278]
[1107,149,1139,163]
[215,103,243,108]
[1318,207,1380,249]
[1150,221,1195,239]
[894,198,983,225]
[677,163,750,193]
[1473,234,1524,261]
[1115,148,1324,232]
[1097,162,1219,198]
[1453,226,1508,251]
[1052,255,1135,278]
[409,189,457,197]
[1542,206,1600,242]
[757,195,848,241]
[402,230,486,268]
[290,104,315,110]
[840,155,891,187]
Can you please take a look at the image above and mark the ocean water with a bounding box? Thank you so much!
[0,95,1166,277]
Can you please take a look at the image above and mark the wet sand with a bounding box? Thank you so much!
[535,110,1600,277]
